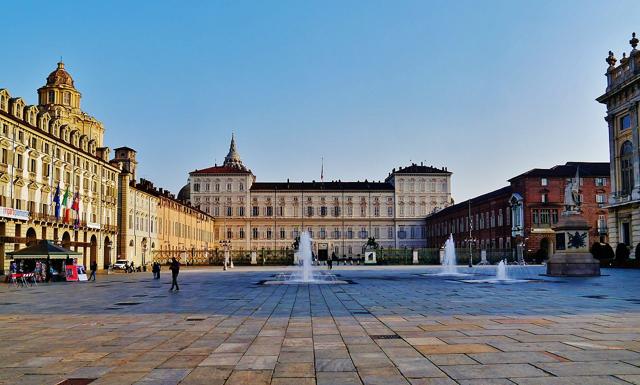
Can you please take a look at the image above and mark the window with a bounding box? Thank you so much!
[48,90,55,103]
[1,149,7,164]
[596,194,606,204]
[388,227,393,239]
[239,183,244,191]
[334,228,340,239]
[387,206,393,216]
[347,228,353,239]
[252,206,259,216]
[266,228,272,239]
[193,183,200,192]
[265,206,273,216]
[238,207,245,216]
[306,206,314,217]
[226,206,232,216]
[595,177,607,187]
[620,141,634,195]
[374,206,380,217]
[320,206,327,216]
[280,227,286,239]
[620,114,631,131]
[541,178,548,186]
[319,228,326,239]
[333,206,340,216]
[215,183,220,192]
[239,228,245,239]
[63,92,70,105]
[227,228,233,239]
[252,228,259,239]
[541,193,548,203]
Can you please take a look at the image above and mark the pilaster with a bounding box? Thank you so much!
[606,115,618,203]
[631,103,640,200]
[632,206,640,247]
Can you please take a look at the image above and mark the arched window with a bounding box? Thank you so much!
[620,141,634,195]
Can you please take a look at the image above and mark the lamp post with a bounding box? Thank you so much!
[466,200,474,267]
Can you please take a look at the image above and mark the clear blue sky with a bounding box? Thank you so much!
[1,0,638,201]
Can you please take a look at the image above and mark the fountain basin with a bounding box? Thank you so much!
[260,272,349,285]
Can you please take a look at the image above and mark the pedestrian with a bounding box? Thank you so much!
[130,261,135,273]
[89,260,97,281]
[169,257,180,291]
[329,252,335,270]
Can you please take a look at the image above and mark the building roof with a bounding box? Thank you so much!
[250,181,394,192]
[393,164,451,175]
[508,162,610,182]
[45,62,75,88]
[177,183,190,202]
[113,146,137,153]
[190,165,253,175]
[426,186,513,219]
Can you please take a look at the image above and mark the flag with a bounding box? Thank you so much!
[62,187,70,223]
[53,184,61,219]
[321,157,324,182]
[72,192,80,212]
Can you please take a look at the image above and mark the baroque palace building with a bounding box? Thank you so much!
[598,32,640,255]
[0,62,119,273]
[183,135,452,258]
[111,147,215,267]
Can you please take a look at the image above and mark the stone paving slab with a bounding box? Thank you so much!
[0,266,640,385]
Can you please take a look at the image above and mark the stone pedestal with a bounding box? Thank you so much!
[547,212,600,277]
[412,250,419,264]
[250,251,258,265]
[365,251,377,264]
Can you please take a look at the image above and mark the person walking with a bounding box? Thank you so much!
[89,260,97,281]
[329,252,335,270]
[169,257,180,291]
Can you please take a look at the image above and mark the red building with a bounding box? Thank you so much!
[425,162,610,261]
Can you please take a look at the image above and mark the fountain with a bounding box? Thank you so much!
[441,234,459,275]
[495,260,508,281]
[461,259,530,284]
[263,231,347,285]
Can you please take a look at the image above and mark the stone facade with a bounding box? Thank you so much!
[111,147,215,267]
[426,162,610,260]
[0,62,119,273]
[597,33,640,257]
[186,135,452,257]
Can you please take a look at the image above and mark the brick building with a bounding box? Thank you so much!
[426,162,610,261]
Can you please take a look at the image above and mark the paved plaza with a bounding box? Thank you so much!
[0,265,640,385]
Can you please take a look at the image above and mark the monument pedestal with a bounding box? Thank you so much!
[365,251,377,264]
[546,212,600,277]
[412,250,419,264]
[250,251,258,265]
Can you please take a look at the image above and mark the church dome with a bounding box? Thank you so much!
[46,62,75,88]
[177,183,191,203]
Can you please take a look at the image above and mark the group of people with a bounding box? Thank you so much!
[150,259,180,291]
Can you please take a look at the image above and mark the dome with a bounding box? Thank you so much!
[46,62,75,88]
[177,183,191,203]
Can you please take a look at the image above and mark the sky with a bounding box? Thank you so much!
[1,0,638,201]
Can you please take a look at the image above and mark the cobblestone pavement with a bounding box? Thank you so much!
[1,265,639,385]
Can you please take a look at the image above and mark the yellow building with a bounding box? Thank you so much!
[110,146,215,267]
[154,186,216,265]
[0,62,119,273]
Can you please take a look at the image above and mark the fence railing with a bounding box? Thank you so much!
[151,247,522,266]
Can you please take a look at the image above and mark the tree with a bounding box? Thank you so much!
[615,243,630,261]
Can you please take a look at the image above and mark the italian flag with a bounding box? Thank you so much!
[62,187,70,223]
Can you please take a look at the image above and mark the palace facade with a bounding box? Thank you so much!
[597,32,640,256]
[184,135,452,257]
[111,147,215,267]
[0,62,119,273]
[425,162,610,261]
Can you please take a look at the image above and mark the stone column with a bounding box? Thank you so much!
[631,103,640,200]
[607,211,619,245]
[606,115,618,203]
[632,206,640,248]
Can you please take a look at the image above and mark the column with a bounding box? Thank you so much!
[631,103,640,200]
[607,115,617,203]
